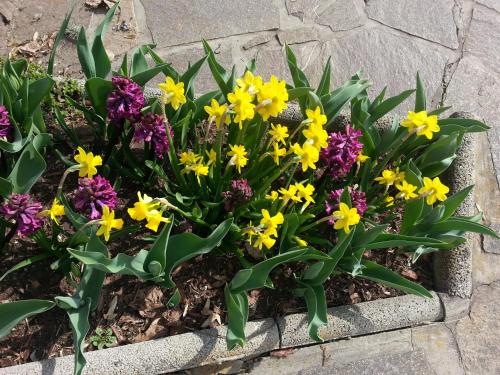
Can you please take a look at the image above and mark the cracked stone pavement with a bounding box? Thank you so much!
[0,0,499,374]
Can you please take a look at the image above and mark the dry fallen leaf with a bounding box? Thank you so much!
[270,348,295,358]
[401,269,418,281]
[103,295,118,321]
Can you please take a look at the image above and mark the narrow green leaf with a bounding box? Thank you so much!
[370,89,415,123]
[440,185,474,222]
[415,72,426,111]
[143,218,174,275]
[0,253,53,282]
[77,27,95,78]
[315,57,331,97]
[48,1,75,75]
[0,300,55,338]
[85,77,113,119]
[364,233,445,250]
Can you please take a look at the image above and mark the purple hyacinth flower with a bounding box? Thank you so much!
[133,113,173,159]
[0,105,12,139]
[221,179,253,211]
[107,76,145,123]
[325,187,367,225]
[320,125,364,179]
[73,175,117,219]
[0,194,44,236]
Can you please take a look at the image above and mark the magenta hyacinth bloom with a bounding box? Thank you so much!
[0,194,44,236]
[107,76,145,122]
[133,113,173,159]
[321,125,364,179]
[221,179,253,211]
[73,175,117,219]
[0,105,12,139]
[325,187,367,224]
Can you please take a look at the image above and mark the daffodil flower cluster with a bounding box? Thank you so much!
[244,209,284,250]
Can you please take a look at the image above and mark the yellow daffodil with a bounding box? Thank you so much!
[243,225,257,242]
[179,151,201,168]
[303,122,328,150]
[292,142,319,172]
[305,106,327,127]
[265,191,279,201]
[206,148,217,166]
[279,185,301,202]
[395,180,418,200]
[401,111,440,140]
[356,152,369,163]
[228,87,255,128]
[236,71,263,95]
[204,99,230,128]
[227,144,248,173]
[385,196,395,207]
[268,124,289,145]
[40,198,65,225]
[128,192,157,221]
[401,111,428,131]
[271,142,286,165]
[293,236,308,247]
[74,147,102,178]
[332,203,360,234]
[418,177,449,205]
[96,205,124,241]
[158,76,186,110]
[256,75,288,120]
[416,114,440,140]
[374,168,405,187]
[260,209,284,230]
[144,210,171,232]
[295,183,315,208]
[192,162,209,184]
[254,232,276,250]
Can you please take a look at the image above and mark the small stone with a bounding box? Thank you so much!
[366,0,458,49]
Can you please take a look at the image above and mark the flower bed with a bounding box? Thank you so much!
[0,3,498,375]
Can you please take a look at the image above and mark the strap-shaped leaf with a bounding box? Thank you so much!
[429,217,499,238]
[203,40,230,97]
[0,253,53,282]
[225,286,249,350]
[27,77,54,116]
[414,72,426,112]
[161,218,233,287]
[77,27,96,78]
[181,55,208,93]
[143,217,174,275]
[439,185,474,222]
[370,89,415,123]
[438,118,489,134]
[296,281,327,341]
[131,63,171,87]
[0,299,55,337]
[85,77,113,120]
[363,233,445,250]
[91,2,119,78]
[358,260,432,298]
[316,57,331,97]
[48,1,75,75]
[8,133,50,193]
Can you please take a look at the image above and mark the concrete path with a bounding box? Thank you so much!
[1,1,499,374]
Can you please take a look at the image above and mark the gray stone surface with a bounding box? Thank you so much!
[477,0,500,13]
[438,293,471,322]
[0,318,279,375]
[327,27,454,106]
[142,0,280,48]
[317,0,365,32]
[278,293,443,348]
[465,5,500,74]
[300,350,434,375]
[366,0,459,49]
[277,27,319,45]
[455,282,500,375]
[285,0,321,22]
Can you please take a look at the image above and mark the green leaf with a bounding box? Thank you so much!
[85,77,113,119]
[91,2,119,78]
[8,133,50,193]
[415,72,426,111]
[401,198,424,234]
[316,57,331,97]
[143,218,174,275]
[359,260,433,298]
[296,281,327,342]
[438,118,489,133]
[0,177,13,198]
[0,253,53,282]
[416,133,460,167]
[161,218,233,287]
[76,27,95,78]
[48,2,75,75]
[27,77,54,116]
[428,217,499,238]
[130,46,149,76]
[287,87,313,101]
[131,63,170,87]
[225,286,248,349]
[181,55,207,93]
[363,233,445,250]
[370,89,415,123]
[203,40,230,97]
[323,78,371,125]
[439,185,474,222]
[352,224,389,248]
[0,299,55,338]
[166,289,181,308]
